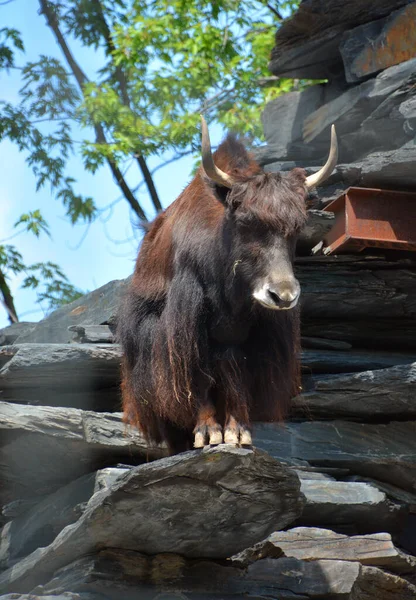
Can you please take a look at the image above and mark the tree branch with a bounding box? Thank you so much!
[266,3,283,19]
[90,0,163,213]
[38,0,148,222]
[0,268,19,323]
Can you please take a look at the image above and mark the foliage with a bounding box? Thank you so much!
[0,0,303,322]
[0,216,83,318]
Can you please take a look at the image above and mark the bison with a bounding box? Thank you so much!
[118,117,337,454]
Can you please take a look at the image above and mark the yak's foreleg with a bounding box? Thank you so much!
[217,346,252,447]
[193,402,223,448]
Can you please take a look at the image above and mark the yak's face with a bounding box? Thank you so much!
[225,169,308,311]
[200,116,337,312]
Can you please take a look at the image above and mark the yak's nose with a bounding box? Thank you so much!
[266,281,300,309]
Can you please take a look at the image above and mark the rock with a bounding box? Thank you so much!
[3,464,404,572]
[269,0,411,79]
[340,4,416,82]
[254,420,416,493]
[260,85,324,157]
[346,476,416,511]
[305,143,416,200]
[0,468,127,570]
[302,58,416,148]
[350,565,416,599]
[297,209,335,255]
[231,527,416,574]
[32,550,360,599]
[297,255,416,322]
[0,323,35,347]
[302,318,416,352]
[301,336,352,351]
[68,325,115,344]
[0,343,121,387]
[340,74,416,160]
[0,595,89,600]
[14,278,129,344]
[0,402,163,509]
[0,344,122,410]
[0,445,305,593]
[301,350,416,375]
[298,480,406,535]
[295,362,416,419]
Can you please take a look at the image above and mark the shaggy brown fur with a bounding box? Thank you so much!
[117,134,307,453]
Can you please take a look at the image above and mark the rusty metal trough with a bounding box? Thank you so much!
[321,187,416,254]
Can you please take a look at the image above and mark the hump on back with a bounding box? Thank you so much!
[117,117,338,454]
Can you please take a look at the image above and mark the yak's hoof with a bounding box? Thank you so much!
[194,431,206,448]
[209,429,223,445]
[193,425,223,448]
[224,429,239,444]
[224,424,252,447]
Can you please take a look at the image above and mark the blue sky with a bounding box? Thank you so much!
[0,1,225,327]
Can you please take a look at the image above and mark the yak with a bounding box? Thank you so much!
[118,117,337,454]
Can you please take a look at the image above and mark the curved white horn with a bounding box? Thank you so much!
[305,125,338,190]
[201,115,235,188]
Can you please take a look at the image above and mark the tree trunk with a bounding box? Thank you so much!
[39,0,149,222]
[0,269,18,323]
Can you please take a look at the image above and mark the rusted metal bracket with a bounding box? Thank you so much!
[319,187,416,255]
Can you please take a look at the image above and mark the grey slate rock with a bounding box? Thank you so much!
[298,144,416,202]
[301,350,416,375]
[296,209,335,255]
[68,325,114,344]
[254,420,416,493]
[340,4,416,82]
[0,592,90,600]
[298,480,406,535]
[0,468,127,570]
[14,278,129,344]
[0,344,121,389]
[0,401,164,509]
[301,336,352,351]
[269,0,412,79]
[297,255,416,322]
[302,58,416,149]
[0,344,122,410]
[261,85,324,156]
[0,445,305,593]
[350,564,416,599]
[295,362,416,419]
[340,74,416,160]
[33,549,360,600]
[3,464,405,571]
[231,527,416,574]
[0,323,35,347]
[302,318,416,352]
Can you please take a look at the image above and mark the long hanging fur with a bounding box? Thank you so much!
[117,134,306,453]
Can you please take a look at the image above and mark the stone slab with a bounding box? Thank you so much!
[295,362,416,420]
[269,0,411,79]
[0,446,305,593]
[0,468,127,570]
[0,401,163,508]
[0,344,121,390]
[298,480,405,535]
[14,278,129,344]
[254,420,416,494]
[302,57,416,145]
[0,324,35,347]
[34,549,360,600]
[231,527,416,574]
[350,564,416,599]
[340,4,416,82]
